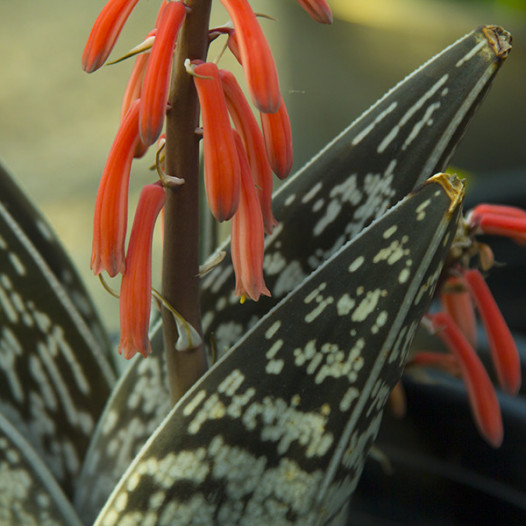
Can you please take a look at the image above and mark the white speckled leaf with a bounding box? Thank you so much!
[0,411,83,525]
[93,174,464,525]
[73,26,510,522]
[0,161,116,494]
[200,25,510,354]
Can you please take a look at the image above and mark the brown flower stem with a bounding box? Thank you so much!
[162,0,211,405]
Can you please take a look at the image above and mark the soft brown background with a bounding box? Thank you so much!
[1,0,525,334]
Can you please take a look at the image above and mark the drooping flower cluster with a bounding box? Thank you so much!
[404,203,525,447]
[83,0,332,358]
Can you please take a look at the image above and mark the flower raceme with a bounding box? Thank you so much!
[407,202,526,446]
[119,182,166,359]
[85,0,332,362]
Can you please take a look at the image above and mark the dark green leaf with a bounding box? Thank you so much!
[75,26,509,520]
[93,173,464,525]
[0,411,83,525]
[0,161,116,494]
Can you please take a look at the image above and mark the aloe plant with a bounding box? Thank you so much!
[0,2,521,524]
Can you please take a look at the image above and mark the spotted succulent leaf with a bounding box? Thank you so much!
[74,26,510,520]
[74,320,171,521]
[0,162,116,494]
[93,173,464,525]
[201,25,511,354]
[0,411,84,525]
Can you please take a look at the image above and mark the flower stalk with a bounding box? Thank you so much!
[161,0,212,404]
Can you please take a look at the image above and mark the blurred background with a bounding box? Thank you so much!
[0,0,525,334]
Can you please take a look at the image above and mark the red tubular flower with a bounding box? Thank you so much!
[296,0,334,24]
[441,276,477,347]
[231,131,270,302]
[219,0,281,113]
[139,1,187,146]
[119,182,166,359]
[409,351,461,377]
[82,0,140,73]
[219,69,277,234]
[121,51,149,120]
[91,100,141,277]
[120,28,158,120]
[189,60,240,222]
[121,44,151,159]
[464,269,521,395]
[260,95,294,179]
[468,204,526,244]
[428,312,503,448]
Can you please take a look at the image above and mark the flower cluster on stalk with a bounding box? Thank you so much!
[82,0,333,359]
[398,203,525,447]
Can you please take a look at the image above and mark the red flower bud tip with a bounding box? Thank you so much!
[428,312,503,448]
[82,0,140,73]
[219,69,277,234]
[139,1,187,146]
[231,131,270,302]
[464,269,521,396]
[219,0,281,113]
[260,95,293,179]
[296,0,333,24]
[441,276,477,347]
[467,203,526,244]
[91,100,141,277]
[188,60,240,222]
[119,182,166,359]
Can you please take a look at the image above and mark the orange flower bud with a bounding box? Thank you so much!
[189,60,240,222]
[139,1,187,146]
[464,269,521,396]
[91,100,141,277]
[219,69,277,234]
[428,312,503,448]
[231,131,270,302]
[468,203,526,244]
[441,276,477,347]
[82,0,140,73]
[219,0,281,113]
[260,95,293,179]
[119,182,166,359]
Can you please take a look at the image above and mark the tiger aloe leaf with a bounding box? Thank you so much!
[93,173,464,525]
[201,25,511,353]
[0,411,84,525]
[74,26,510,521]
[0,161,116,495]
